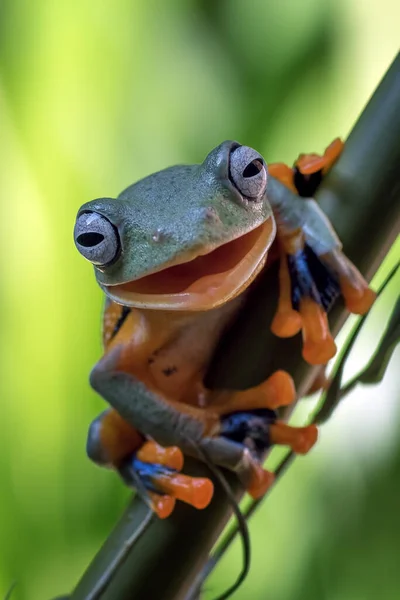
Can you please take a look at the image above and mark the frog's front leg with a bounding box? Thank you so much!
[91,350,317,506]
[89,345,224,515]
[268,184,376,364]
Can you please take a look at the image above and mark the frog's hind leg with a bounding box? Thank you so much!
[120,456,214,514]
[199,409,318,499]
[86,409,212,517]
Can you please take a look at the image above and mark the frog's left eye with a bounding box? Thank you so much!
[229,145,267,200]
[74,211,120,266]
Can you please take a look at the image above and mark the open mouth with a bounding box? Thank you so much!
[103,217,275,310]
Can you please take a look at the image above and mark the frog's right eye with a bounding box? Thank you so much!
[74,212,120,266]
[229,145,267,201]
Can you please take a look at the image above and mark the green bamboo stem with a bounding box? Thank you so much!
[68,53,400,600]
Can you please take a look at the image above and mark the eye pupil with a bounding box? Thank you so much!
[77,232,105,247]
[243,159,263,178]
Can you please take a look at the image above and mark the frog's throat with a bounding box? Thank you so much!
[101,217,276,311]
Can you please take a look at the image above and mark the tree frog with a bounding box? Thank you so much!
[74,141,375,518]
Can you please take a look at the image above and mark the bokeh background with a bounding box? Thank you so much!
[0,1,399,599]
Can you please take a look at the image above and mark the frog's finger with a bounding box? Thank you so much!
[136,440,184,471]
[271,249,303,338]
[246,463,275,499]
[322,249,376,315]
[321,137,345,174]
[269,422,318,455]
[211,370,296,414]
[129,457,214,510]
[299,297,337,365]
[296,153,326,175]
[148,493,176,519]
[119,457,177,518]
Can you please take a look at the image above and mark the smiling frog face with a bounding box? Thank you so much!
[74,141,276,310]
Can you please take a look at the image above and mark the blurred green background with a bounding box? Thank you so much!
[0,1,399,599]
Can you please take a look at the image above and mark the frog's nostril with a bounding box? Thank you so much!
[77,232,105,247]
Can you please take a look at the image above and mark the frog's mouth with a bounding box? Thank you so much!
[102,217,275,310]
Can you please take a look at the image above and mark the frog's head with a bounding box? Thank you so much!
[74,141,276,311]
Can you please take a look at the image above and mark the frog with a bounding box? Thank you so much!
[74,140,376,518]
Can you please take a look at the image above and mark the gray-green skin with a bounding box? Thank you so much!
[77,141,273,288]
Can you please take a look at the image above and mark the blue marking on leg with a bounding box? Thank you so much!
[287,245,341,311]
[220,409,277,457]
[120,457,178,494]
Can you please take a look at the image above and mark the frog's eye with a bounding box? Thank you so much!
[229,145,267,200]
[74,212,120,266]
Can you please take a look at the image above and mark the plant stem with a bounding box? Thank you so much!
[68,53,400,600]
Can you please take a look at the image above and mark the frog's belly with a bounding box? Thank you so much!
[147,296,244,401]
